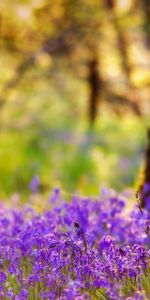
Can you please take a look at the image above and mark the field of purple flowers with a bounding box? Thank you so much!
[0,185,150,300]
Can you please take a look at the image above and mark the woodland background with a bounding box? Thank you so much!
[0,0,150,199]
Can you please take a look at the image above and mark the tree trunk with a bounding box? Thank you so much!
[139,129,150,209]
[88,57,101,125]
[105,0,141,115]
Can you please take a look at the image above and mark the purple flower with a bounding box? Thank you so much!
[0,186,149,298]
[18,288,29,298]
[99,235,114,253]
[49,187,60,203]
[0,271,7,283]
[29,176,40,194]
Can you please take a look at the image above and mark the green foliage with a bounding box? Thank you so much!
[121,277,137,297]
[91,288,109,300]
[141,262,150,298]
[6,274,20,296]
[0,115,146,198]
[120,263,150,299]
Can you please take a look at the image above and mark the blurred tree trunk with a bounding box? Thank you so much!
[138,129,150,209]
[143,0,150,49]
[105,0,132,83]
[88,57,102,125]
[105,0,141,115]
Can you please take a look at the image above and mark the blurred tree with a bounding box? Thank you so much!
[142,0,150,49]
[138,128,150,209]
[0,0,103,122]
[0,0,148,125]
[88,56,103,125]
[105,0,141,115]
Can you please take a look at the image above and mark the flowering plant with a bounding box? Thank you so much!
[0,187,150,299]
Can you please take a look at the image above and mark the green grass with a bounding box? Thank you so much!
[0,114,147,199]
[3,262,150,299]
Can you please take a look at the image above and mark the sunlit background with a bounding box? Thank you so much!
[0,0,150,199]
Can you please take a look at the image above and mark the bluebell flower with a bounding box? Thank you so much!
[29,176,40,194]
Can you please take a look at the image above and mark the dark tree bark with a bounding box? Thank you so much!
[139,128,150,209]
[88,57,102,125]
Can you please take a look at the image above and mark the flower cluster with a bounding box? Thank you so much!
[0,188,150,299]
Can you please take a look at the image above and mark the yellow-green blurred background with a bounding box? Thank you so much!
[0,0,150,198]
